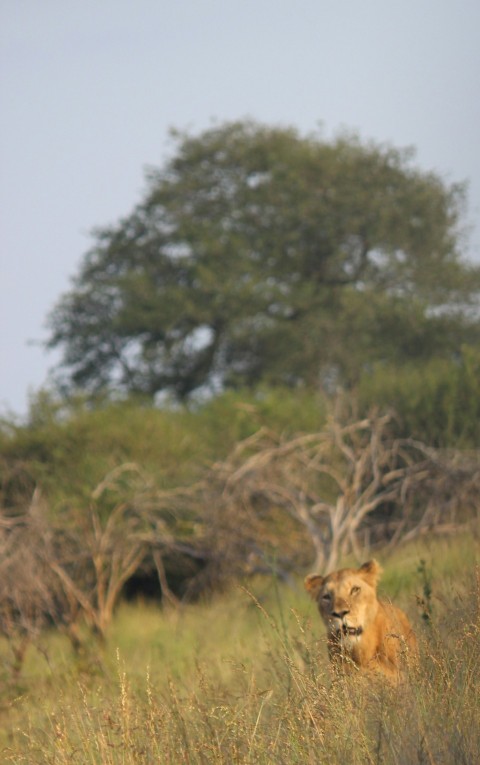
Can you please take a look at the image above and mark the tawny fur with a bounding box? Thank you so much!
[305,560,417,680]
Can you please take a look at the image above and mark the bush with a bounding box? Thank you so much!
[358,346,480,447]
[0,387,326,510]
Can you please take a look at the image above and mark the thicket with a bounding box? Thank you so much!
[358,346,480,447]
[3,349,480,514]
[0,387,326,505]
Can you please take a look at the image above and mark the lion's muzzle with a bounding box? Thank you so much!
[341,625,363,637]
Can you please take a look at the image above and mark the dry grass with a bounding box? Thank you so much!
[1,536,479,764]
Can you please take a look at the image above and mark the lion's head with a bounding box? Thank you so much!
[305,559,417,679]
[305,560,382,645]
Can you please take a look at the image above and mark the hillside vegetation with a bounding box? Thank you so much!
[1,384,479,648]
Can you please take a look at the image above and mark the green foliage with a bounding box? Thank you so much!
[46,119,479,400]
[194,385,327,447]
[358,345,480,446]
[0,387,326,508]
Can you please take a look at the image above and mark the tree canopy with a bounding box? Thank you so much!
[47,120,480,400]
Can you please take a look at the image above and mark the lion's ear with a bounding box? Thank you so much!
[304,573,324,599]
[358,559,382,587]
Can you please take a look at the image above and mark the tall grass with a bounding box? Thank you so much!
[1,534,479,764]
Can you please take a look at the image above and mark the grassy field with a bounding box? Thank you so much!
[1,533,479,764]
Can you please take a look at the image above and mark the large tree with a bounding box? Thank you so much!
[47,120,480,399]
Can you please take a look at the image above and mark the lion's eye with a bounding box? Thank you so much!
[351,586,361,595]
[322,592,331,601]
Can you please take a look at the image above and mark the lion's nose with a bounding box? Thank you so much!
[332,609,349,619]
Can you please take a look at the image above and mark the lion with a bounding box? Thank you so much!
[305,559,417,680]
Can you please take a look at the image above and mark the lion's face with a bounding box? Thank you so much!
[305,560,381,646]
[305,559,417,679]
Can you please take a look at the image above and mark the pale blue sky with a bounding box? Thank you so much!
[1,0,479,415]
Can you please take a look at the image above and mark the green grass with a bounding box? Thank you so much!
[1,532,479,764]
